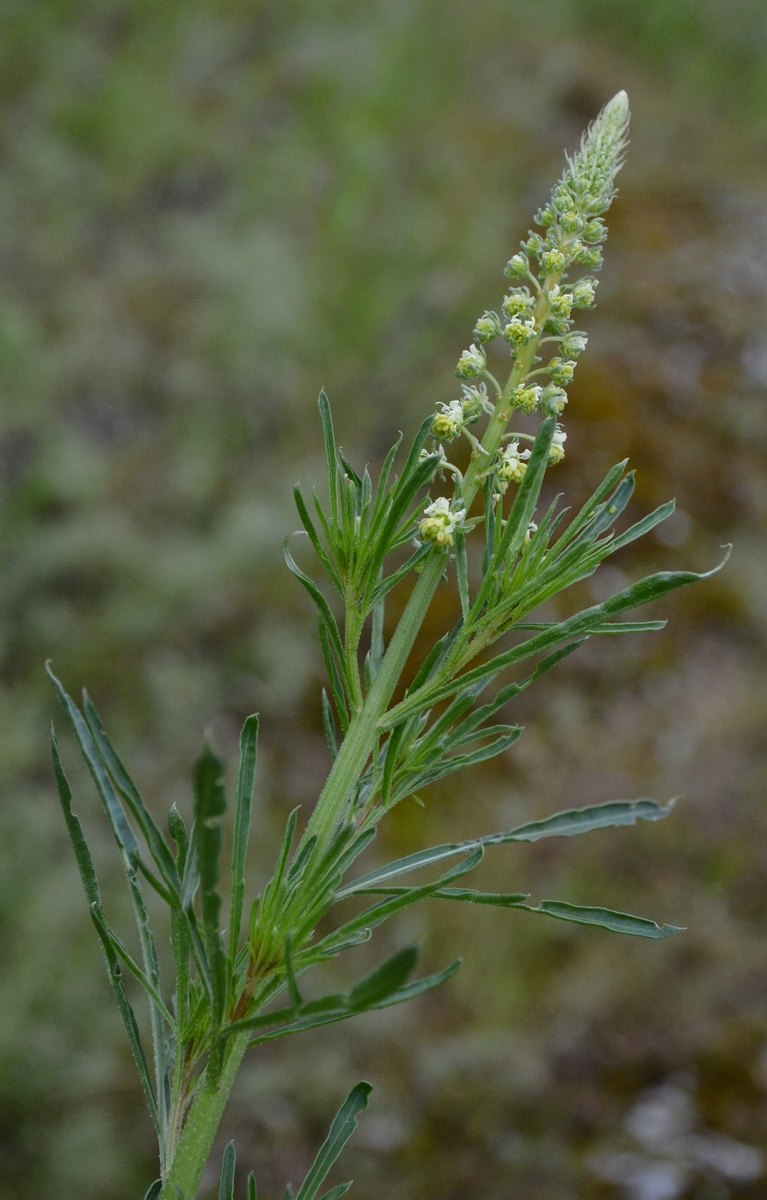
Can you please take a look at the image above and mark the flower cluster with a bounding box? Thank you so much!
[430,93,628,519]
[418,496,466,548]
[496,441,531,492]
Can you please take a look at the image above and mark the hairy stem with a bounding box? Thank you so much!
[158,1031,251,1200]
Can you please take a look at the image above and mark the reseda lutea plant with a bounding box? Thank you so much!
[49,91,723,1200]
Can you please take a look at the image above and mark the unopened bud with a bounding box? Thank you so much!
[473,310,503,343]
[547,357,576,386]
[455,343,486,379]
[570,277,598,308]
[504,252,529,280]
[540,249,566,275]
[539,383,568,416]
[549,425,567,464]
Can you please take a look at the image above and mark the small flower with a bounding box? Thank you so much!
[473,310,503,343]
[460,381,490,420]
[511,384,542,414]
[455,343,486,379]
[523,520,538,545]
[549,425,567,464]
[504,315,536,348]
[540,248,566,275]
[547,357,576,386]
[547,285,572,321]
[419,444,447,466]
[561,330,588,357]
[504,252,529,280]
[570,277,598,308]
[432,400,466,442]
[539,383,568,416]
[419,496,466,548]
[497,441,531,487]
[502,289,535,320]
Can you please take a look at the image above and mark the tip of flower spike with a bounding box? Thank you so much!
[604,90,629,122]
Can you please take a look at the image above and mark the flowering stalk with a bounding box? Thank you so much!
[49,91,726,1200]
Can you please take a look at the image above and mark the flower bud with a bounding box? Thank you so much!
[504,252,529,280]
[535,204,557,228]
[504,316,536,349]
[472,310,503,343]
[455,343,486,379]
[548,425,567,464]
[540,249,566,275]
[582,218,607,244]
[547,285,572,321]
[560,210,584,234]
[547,357,576,386]
[432,400,466,442]
[524,233,545,255]
[511,384,542,414]
[502,289,534,320]
[560,330,588,357]
[497,441,531,486]
[460,382,489,421]
[573,245,603,270]
[539,383,568,416]
[523,520,538,546]
[570,277,598,308]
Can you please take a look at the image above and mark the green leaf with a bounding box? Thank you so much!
[521,900,684,938]
[318,1186,353,1200]
[322,689,338,760]
[284,935,303,1008]
[370,887,530,907]
[48,672,169,1139]
[318,390,339,528]
[47,666,140,869]
[89,904,175,1025]
[294,485,343,594]
[219,1142,236,1200]
[229,714,259,963]
[337,798,674,898]
[50,728,161,1139]
[455,528,470,620]
[82,692,181,898]
[193,742,228,1025]
[348,945,418,1010]
[491,417,555,569]
[242,959,461,1045]
[247,1173,257,1200]
[388,552,729,722]
[294,1083,372,1200]
[284,540,349,694]
[142,1182,162,1200]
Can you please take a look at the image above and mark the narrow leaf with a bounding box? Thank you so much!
[229,714,259,963]
[348,945,418,1010]
[294,1083,372,1200]
[193,743,228,1025]
[338,798,674,898]
[219,1142,236,1200]
[522,899,684,938]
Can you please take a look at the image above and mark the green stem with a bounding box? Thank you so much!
[157,1031,251,1200]
[302,550,448,851]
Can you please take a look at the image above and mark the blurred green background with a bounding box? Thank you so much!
[1,1,767,1197]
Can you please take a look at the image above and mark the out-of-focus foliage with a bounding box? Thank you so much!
[1,1,767,1197]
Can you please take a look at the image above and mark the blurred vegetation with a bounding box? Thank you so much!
[1,1,767,1197]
